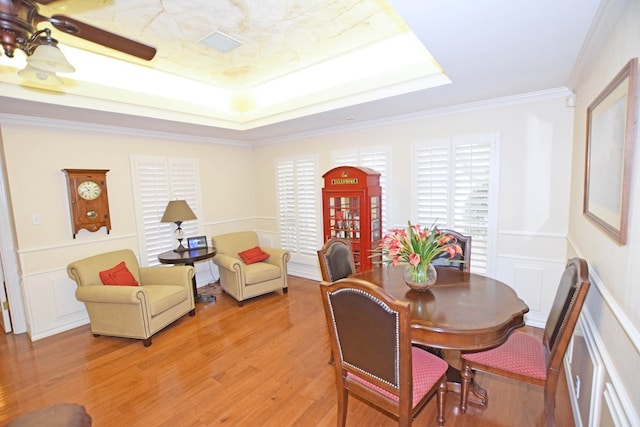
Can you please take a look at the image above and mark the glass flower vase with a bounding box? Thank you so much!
[403,263,437,291]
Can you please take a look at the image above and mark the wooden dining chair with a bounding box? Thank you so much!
[432,229,471,272]
[459,257,590,426]
[320,278,449,426]
[317,237,356,281]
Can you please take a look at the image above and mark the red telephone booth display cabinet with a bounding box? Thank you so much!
[321,166,382,272]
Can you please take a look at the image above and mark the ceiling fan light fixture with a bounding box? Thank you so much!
[27,44,75,73]
[18,65,64,86]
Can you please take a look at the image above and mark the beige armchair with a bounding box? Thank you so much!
[211,231,290,306]
[67,249,195,347]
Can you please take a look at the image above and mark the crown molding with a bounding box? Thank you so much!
[568,0,629,89]
[258,87,574,145]
[0,112,252,148]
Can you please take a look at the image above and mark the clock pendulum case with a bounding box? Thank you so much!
[62,169,112,238]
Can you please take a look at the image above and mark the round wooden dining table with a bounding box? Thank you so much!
[350,265,530,404]
[351,265,530,351]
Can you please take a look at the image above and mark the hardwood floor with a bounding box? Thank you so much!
[0,275,575,426]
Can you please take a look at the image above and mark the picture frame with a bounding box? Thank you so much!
[187,235,208,250]
[584,57,638,245]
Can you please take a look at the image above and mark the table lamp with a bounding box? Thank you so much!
[160,200,197,252]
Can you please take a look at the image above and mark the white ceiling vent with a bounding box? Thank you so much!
[199,31,243,53]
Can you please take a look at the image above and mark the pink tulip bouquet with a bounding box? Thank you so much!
[375,221,463,268]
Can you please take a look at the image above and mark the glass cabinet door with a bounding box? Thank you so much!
[328,196,360,239]
[371,196,381,241]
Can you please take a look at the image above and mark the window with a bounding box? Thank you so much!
[131,155,203,266]
[331,145,390,231]
[276,156,319,261]
[412,134,498,274]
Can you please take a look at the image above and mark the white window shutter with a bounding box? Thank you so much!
[277,160,297,252]
[414,141,450,226]
[452,141,492,272]
[276,156,319,258]
[296,159,319,256]
[331,145,390,231]
[331,149,358,166]
[131,156,202,266]
[360,147,390,232]
[168,158,202,240]
[413,135,496,274]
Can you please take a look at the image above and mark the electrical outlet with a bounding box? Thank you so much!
[32,214,41,225]
[574,375,581,399]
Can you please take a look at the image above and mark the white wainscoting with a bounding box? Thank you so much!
[22,268,89,341]
[23,261,219,341]
[495,255,566,327]
[257,229,322,281]
[494,230,568,327]
[565,308,637,427]
[562,267,639,427]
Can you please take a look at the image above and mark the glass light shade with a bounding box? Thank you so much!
[27,45,75,73]
[17,65,63,86]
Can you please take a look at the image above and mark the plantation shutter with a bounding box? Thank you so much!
[277,160,297,252]
[131,155,202,266]
[414,140,450,227]
[332,145,390,231]
[413,134,496,274]
[453,141,492,272]
[276,156,319,258]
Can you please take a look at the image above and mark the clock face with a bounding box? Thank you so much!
[77,180,102,201]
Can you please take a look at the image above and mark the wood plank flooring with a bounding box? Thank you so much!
[0,275,574,426]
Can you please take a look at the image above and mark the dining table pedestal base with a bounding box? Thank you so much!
[446,366,488,406]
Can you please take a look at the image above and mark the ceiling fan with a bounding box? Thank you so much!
[1,0,156,81]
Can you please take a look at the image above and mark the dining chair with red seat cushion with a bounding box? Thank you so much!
[459,257,590,426]
[317,237,357,282]
[320,278,448,426]
[431,228,471,272]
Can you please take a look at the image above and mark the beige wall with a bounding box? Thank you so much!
[0,119,255,338]
[566,0,640,423]
[2,122,254,257]
[254,94,575,326]
[0,92,575,337]
[1,4,637,421]
[255,98,574,232]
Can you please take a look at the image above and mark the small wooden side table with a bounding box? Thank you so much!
[158,247,217,303]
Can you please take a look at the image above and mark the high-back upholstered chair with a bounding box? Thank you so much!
[320,278,449,426]
[317,237,356,282]
[432,228,471,272]
[67,249,195,347]
[460,257,590,426]
[211,231,290,306]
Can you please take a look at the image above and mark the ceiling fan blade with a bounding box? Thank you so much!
[47,15,156,61]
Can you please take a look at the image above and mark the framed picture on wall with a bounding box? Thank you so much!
[584,57,638,245]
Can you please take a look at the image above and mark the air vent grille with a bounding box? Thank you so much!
[199,31,243,53]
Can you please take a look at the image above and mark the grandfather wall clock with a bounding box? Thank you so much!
[62,169,111,238]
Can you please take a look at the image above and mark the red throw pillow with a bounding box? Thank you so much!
[99,261,139,286]
[238,246,270,265]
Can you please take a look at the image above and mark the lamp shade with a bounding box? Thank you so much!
[27,44,75,73]
[18,65,63,86]
[161,200,197,223]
